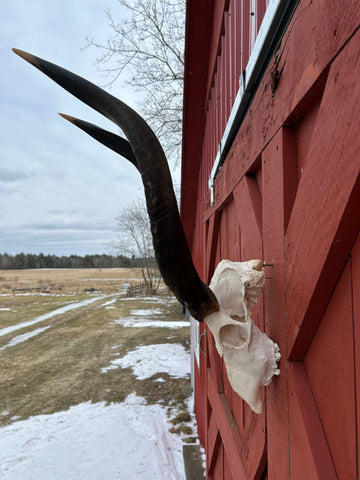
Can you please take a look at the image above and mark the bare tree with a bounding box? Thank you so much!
[85,0,185,166]
[113,198,161,293]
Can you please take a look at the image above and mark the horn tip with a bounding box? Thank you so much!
[59,113,77,124]
[12,48,38,67]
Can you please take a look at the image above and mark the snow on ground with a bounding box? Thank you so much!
[112,304,189,329]
[0,296,107,338]
[0,295,194,479]
[130,308,164,316]
[0,326,51,351]
[112,317,189,329]
[101,298,118,308]
[0,394,185,480]
[122,296,176,303]
[101,343,191,379]
[0,340,191,479]
[0,341,191,479]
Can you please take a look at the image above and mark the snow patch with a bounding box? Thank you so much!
[0,396,185,480]
[122,296,177,304]
[112,304,189,330]
[0,326,51,351]
[102,343,190,380]
[0,296,107,338]
[130,308,163,316]
[113,317,189,329]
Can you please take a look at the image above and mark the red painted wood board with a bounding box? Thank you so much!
[304,260,357,478]
[183,1,360,478]
[233,176,263,262]
[207,411,222,476]
[207,372,247,479]
[351,234,360,469]
[204,0,360,219]
[207,327,224,394]
[288,362,337,479]
[262,128,293,479]
[206,212,221,284]
[286,30,360,359]
[181,0,216,247]
[228,183,267,478]
[212,443,224,480]
[218,199,241,263]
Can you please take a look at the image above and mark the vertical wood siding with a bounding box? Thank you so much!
[183,0,360,478]
[201,0,267,205]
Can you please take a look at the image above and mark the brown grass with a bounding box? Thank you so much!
[0,269,194,441]
[0,268,143,295]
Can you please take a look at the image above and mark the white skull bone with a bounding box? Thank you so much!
[205,259,280,414]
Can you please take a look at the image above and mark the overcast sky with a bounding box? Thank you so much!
[0,1,157,257]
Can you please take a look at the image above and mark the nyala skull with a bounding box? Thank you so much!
[205,259,280,414]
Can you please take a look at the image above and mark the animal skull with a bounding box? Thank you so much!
[205,259,280,414]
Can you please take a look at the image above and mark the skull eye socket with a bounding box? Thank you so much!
[219,324,248,348]
[245,282,252,288]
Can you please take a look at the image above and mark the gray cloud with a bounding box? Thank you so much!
[0,0,151,256]
[0,168,31,183]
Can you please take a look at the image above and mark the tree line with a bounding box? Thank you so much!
[0,253,143,270]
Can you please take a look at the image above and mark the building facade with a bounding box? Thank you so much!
[181,0,360,478]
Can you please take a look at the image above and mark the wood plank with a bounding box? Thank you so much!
[192,196,206,279]
[207,371,247,479]
[286,30,360,358]
[288,362,337,479]
[193,355,206,446]
[240,414,267,480]
[233,175,263,262]
[233,174,265,338]
[262,128,294,479]
[222,358,234,416]
[231,165,267,480]
[235,174,262,235]
[207,326,224,394]
[304,260,357,479]
[231,392,245,436]
[205,211,221,284]
[208,361,267,480]
[223,448,233,480]
[207,411,222,476]
[182,0,217,247]
[351,234,360,471]
[205,0,227,107]
[219,200,240,261]
[212,443,224,480]
[204,0,360,219]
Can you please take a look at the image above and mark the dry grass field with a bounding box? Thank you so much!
[0,267,143,295]
[0,268,195,441]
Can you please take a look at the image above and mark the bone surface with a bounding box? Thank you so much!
[205,260,280,414]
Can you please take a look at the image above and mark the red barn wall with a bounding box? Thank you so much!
[182,0,360,478]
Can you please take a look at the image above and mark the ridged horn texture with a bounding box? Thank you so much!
[13,48,219,322]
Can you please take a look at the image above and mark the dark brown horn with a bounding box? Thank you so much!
[13,48,219,321]
[59,114,138,170]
